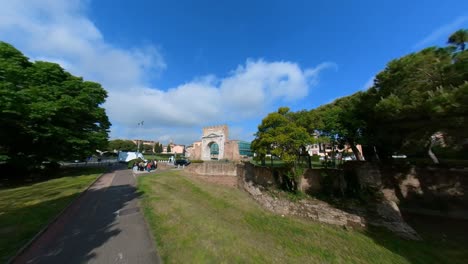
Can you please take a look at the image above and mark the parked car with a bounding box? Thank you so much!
[343,155,356,161]
[391,154,407,159]
[174,159,191,166]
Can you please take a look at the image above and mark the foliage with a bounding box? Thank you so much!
[166,144,171,153]
[252,107,311,165]
[309,93,367,160]
[107,139,136,152]
[0,42,110,170]
[252,107,312,190]
[252,29,468,164]
[311,155,320,162]
[127,158,144,169]
[154,142,163,153]
[448,29,468,51]
[369,45,468,159]
[142,143,154,153]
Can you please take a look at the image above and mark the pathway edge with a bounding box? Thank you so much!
[7,168,111,264]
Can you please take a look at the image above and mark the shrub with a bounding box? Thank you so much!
[311,155,320,162]
[127,158,144,169]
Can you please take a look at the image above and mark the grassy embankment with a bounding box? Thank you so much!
[0,167,106,262]
[138,170,468,264]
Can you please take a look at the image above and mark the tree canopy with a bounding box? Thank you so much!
[252,107,311,165]
[448,29,468,51]
[154,142,163,153]
[107,139,136,152]
[142,143,154,153]
[252,28,468,164]
[0,42,110,168]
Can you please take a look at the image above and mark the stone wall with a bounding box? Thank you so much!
[237,164,336,194]
[187,161,468,217]
[203,125,229,139]
[186,161,238,176]
[380,165,468,214]
[300,168,346,195]
[224,140,240,161]
[237,163,420,239]
[186,141,202,160]
[241,180,365,229]
[236,162,291,188]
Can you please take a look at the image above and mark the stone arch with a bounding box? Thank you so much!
[201,133,225,161]
[208,142,219,160]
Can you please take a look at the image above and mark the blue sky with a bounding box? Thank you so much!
[1,0,467,144]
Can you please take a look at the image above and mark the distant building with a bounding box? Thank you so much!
[132,139,156,146]
[163,141,185,154]
[306,142,364,159]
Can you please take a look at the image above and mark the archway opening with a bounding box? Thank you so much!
[209,142,219,160]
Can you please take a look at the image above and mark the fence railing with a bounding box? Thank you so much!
[60,159,119,168]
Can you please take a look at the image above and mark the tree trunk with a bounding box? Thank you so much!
[373,146,380,161]
[331,142,336,168]
[349,142,364,161]
[427,137,439,164]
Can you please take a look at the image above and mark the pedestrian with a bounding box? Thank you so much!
[139,161,145,171]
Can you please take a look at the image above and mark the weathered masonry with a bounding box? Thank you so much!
[186,125,252,161]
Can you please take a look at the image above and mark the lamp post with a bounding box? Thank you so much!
[137,121,144,153]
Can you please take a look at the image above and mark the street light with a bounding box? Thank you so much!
[137,121,144,153]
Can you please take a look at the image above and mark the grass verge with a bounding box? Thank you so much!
[0,167,105,262]
[138,170,468,264]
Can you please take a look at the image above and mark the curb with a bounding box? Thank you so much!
[7,169,111,264]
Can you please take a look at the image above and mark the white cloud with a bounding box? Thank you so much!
[0,0,334,144]
[413,16,468,49]
[105,59,335,134]
[0,0,166,91]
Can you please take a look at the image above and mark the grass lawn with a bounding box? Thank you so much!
[0,167,105,262]
[138,170,468,264]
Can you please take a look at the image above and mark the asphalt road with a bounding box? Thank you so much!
[13,169,161,264]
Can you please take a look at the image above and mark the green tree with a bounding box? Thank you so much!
[142,143,154,153]
[251,29,468,164]
[370,40,468,162]
[107,139,136,152]
[154,142,161,153]
[448,29,468,51]
[166,144,172,153]
[252,107,311,190]
[0,42,110,169]
[315,93,366,161]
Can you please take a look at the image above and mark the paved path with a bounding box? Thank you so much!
[14,169,161,264]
